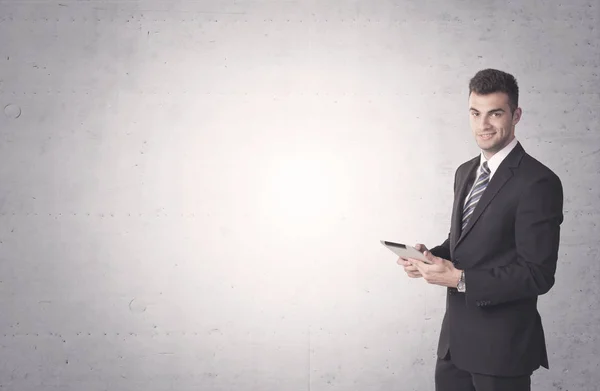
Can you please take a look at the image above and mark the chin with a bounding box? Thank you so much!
[476,140,493,150]
[476,143,498,156]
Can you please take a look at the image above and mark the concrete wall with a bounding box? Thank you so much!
[0,0,598,390]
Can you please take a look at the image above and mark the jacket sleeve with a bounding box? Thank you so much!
[430,236,451,260]
[464,173,564,307]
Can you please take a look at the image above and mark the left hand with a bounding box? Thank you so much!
[408,250,462,288]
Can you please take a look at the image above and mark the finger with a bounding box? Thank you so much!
[411,264,425,276]
[397,257,410,266]
[404,264,419,273]
[407,271,422,278]
[410,258,428,269]
[423,250,441,264]
[415,243,428,253]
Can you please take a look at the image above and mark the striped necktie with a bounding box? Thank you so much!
[461,161,490,231]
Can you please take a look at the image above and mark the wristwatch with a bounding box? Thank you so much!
[457,270,466,292]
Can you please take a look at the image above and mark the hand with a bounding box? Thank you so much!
[397,243,429,278]
[410,250,462,288]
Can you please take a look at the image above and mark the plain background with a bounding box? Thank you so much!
[1,0,599,390]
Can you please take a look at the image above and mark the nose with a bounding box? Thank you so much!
[479,115,492,130]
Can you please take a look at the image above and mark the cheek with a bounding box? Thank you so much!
[493,120,509,130]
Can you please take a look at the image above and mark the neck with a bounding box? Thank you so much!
[484,135,515,160]
[483,151,495,160]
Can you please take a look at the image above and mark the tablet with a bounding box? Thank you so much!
[380,240,432,264]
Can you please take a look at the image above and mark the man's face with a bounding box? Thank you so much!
[468,92,521,159]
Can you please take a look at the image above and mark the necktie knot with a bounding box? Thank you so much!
[481,161,490,176]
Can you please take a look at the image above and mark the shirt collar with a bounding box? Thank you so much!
[479,137,518,178]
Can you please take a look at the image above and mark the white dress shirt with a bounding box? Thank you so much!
[463,137,519,207]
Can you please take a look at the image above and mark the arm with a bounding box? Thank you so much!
[430,235,451,260]
[464,174,564,307]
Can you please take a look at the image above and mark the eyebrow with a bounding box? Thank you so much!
[469,108,506,114]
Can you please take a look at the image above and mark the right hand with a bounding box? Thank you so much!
[397,243,429,278]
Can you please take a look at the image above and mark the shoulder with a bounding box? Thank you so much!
[516,152,564,207]
[456,155,479,175]
[519,152,562,187]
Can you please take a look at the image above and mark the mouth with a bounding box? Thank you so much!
[479,132,496,140]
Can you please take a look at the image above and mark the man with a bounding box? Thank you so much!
[398,69,564,391]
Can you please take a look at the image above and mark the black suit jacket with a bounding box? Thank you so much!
[430,142,564,377]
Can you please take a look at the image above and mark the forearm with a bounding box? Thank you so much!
[430,235,451,260]
[464,256,557,307]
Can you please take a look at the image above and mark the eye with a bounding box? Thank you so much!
[471,112,479,117]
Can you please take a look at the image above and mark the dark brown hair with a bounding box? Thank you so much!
[469,69,519,114]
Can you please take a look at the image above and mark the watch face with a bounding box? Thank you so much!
[457,281,465,292]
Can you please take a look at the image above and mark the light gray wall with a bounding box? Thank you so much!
[0,1,598,390]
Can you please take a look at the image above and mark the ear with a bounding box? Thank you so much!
[512,107,522,126]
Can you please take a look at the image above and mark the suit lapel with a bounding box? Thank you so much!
[454,142,525,249]
[450,157,479,251]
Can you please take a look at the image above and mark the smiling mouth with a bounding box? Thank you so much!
[479,133,495,139]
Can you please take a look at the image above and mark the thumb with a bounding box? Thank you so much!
[423,250,440,264]
[415,243,428,253]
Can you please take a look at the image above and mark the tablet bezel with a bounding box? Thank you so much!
[380,240,432,264]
